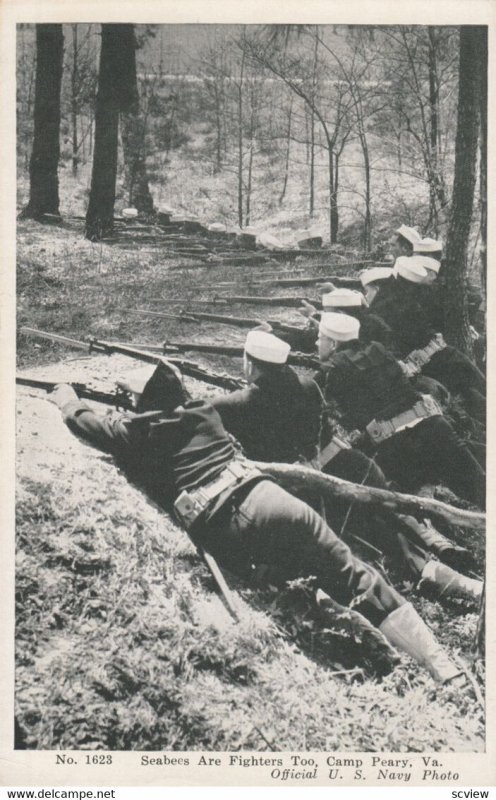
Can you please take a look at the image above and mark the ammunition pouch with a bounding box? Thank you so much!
[365,394,442,445]
[174,460,262,530]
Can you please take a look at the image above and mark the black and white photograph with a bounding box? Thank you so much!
[2,1,494,789]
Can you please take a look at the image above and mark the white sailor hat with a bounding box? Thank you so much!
[208,222,227,232]
[395,256,428,283]
[360,267,393,287]
[244,330,290,364]
[319,312,360,341]
[413,237,443,254]
[395,224,422,245]
[322,288,365,308]
[415,255,441,275]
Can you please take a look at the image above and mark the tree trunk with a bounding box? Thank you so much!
[213,81,223,174]
[444,26,485,353]
[85,24,136,241]
[71,25,79,177]
[427,27,439,232]
[120,26,154,215]
[479,28,488,298]
[245,138,254,226]
[279,96,293,205]
[357,128,371,251]
[21,24,64,220]
[249,461,484,532]
[328,144,338,244]
[309,29,319,218]
[236,51,245,229]
[309,110,315,216]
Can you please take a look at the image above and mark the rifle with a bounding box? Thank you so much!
[20,327,245,392]
[128,307,307,336]
[255,275,363,288]
[213,294,322,309]
[16,376,134,409]
[160,340,319,369]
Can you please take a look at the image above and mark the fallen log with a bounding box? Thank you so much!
[249,461,485,531]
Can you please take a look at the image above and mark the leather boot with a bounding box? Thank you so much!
[420,560,482,603]
[379,602,462,683]
[399,515,473,572]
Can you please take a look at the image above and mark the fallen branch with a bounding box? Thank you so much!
[249,461,484,531]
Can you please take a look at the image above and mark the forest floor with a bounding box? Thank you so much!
[15,218,485,752]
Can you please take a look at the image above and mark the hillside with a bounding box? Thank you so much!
[15,219,485,752]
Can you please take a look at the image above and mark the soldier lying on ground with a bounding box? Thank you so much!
[51,359,464,684]
[413,237,484,336]
[315,313,485,511]
[201,330,480,602]
[368,257,486,423]
[290,287,451,410]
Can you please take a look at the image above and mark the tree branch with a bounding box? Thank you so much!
[248,461,484,531]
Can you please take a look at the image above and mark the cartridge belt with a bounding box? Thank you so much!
[319,435,351,468]
[404,334,447,373]
[174,460,262,530]
[365,394,442,444]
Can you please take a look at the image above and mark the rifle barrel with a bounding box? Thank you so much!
[20,327,243,392]
[216,295,311,308]
[162,340,318,369]
[264,275,363,288]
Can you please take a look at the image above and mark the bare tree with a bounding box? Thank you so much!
[375,26,458,233]
[479,28,487,297]
[21,24,64,220]
[120,25,155,215]
[85,24,136,241]
[243,31,353,242]
[444,26,486,353]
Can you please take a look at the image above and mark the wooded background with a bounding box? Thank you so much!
[17,23,487,351]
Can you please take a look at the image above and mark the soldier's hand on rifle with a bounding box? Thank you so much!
[252,321,273,333]
[319,282,336,293]
[49,383,79,408]
[299,300,317,319]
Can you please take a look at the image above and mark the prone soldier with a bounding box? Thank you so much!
[51,359,465,684]
[315,313,485,510]
[207,331,480,601]
[369,257,486,423]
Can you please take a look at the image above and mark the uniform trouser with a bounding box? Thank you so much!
[323,449,431,577]
[325,447,387,488]
[371,415,485,509]
[198,479,405,627]
[423,347,486,422]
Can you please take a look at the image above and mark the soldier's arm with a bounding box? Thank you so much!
[51,384,135,455]
[210,388,253,440]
